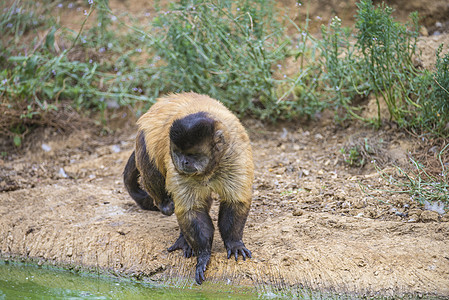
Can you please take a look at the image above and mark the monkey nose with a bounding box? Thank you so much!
[182,161,197,174]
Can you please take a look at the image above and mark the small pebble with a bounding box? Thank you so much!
[41,143,51,152]
[58,167,68,178]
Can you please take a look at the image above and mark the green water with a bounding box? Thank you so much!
[0,262,257,299]
[2,261,438,299]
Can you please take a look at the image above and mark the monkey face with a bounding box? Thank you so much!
[171,144,211,175]
[169,112,217,176]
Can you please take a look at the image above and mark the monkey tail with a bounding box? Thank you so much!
[123,151,159,211]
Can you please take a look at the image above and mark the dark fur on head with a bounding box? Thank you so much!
[169,112,215,150]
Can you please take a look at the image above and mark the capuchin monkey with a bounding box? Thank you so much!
[123,92,254,284]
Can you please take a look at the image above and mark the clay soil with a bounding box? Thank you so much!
[1,0,449,298]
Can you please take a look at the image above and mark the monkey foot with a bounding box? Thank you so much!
[195,252,210,285]
[225,241,252,261]
[167,233,193,258]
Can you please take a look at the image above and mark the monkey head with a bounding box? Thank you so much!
[169,112,225,176]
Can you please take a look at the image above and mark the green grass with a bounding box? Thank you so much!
[0,0,53,42]
[149,0,289,119]
[1,0,447,133]
[355,1,421,127]
[372,144,449,206]
[317,1,433,128]
[420,45,449,134]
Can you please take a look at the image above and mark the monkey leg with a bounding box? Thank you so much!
[167,232,193,258]
[218,201,252,261]
[135,131,174,216]
[176,204,214,285]
[123,150,159,211]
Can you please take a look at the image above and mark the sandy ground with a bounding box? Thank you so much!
[1,0,449,298]
[1,116,449,297]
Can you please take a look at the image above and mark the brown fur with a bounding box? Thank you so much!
[137,92,253,215]
[126,92,254,284]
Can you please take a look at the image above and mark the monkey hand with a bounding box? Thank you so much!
[195,252,210,285]
[225,241,252,261]
[158,198,174,216]
[167,234,193,258]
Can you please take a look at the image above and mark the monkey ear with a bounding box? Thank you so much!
[214,129,225,152]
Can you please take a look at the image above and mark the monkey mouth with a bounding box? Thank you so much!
[179,169,200,176]
[177,163,205,176]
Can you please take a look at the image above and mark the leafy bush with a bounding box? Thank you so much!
[318,0,424,127]
[0,1,151,129]
[355,0,421,126]
[275,14,325,120]
[151,0,288,119]
[420,45,449,135]
[0,0,52,42]
[1,0,448,144]
[319,16,371,122]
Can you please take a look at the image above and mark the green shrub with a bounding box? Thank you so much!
[150,0,288,119]
[1,0,448,145]
[0,0,152,127]
[0,0,52,42]
[275,13,325,120]
[420,45,449,135]
[355,0,421,126]
[319,16,371,122]
[318,0,424,127]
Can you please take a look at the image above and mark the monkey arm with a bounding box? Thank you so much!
[175,204,214,285]
[218,200,252,261]
[123,150,159,211]
[135,131,174,216]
